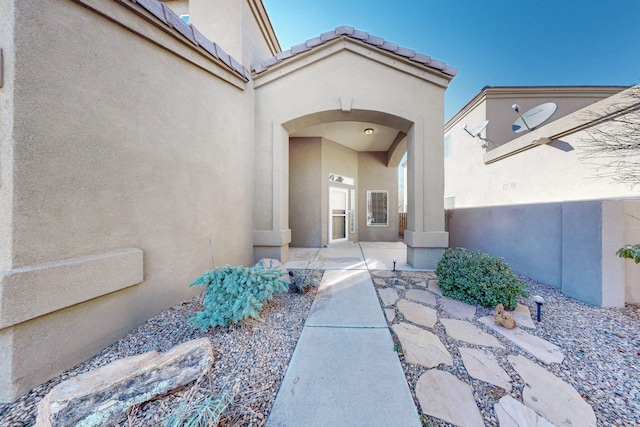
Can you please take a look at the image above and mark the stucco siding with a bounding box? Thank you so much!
[358,152,399,242]
[289,137,323,247]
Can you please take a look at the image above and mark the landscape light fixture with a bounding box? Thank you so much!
[393,258,397,272]
[533,295,545,322]
[364,128,374,135]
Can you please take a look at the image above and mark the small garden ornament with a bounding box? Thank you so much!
[494,304,517,329]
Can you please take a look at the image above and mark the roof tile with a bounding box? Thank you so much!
[412,53,432,65]
[306,37,323,48]
[163,6,195,44]
[214,43,232,68]
[381,41,399,53]
[443,66,457,76]
[320,30,340,42]
[428,59,446,71]
[291,43,311,55]
[276,50,294,61]
[335,26,355,36]
[230,57,245,76]
[351,30,369,41]
[365,35,384,47]
[134,0,167,24]
[192,27,218,58]
[397,47,415,58]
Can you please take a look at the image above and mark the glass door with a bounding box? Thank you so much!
[329,187,348,243]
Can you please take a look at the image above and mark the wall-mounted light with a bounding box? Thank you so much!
[364,128,374,135]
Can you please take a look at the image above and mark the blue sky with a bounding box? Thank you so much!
[262,0,640,121]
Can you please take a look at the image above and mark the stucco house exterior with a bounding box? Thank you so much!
[444,85,640,308]
[0,0,456,402]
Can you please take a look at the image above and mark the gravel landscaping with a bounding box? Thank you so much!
[1,268,638,427]
[374,271,640,427]
[0,272,316,427]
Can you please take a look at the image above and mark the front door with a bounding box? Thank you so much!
[329,187,348,244]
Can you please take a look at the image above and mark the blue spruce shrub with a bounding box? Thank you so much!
[189,264,289,330]
[435,248,528,310]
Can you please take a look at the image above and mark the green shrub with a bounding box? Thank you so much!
[435,248,528,310]
[189,264,288,330]
[617,244,640,263]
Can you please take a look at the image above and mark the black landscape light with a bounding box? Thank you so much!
[533,295,545,322]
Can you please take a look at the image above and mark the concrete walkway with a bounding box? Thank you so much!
[267,242,421,426]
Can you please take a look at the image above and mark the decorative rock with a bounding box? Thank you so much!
[415,369,484,427]
[377,288,399,307]
[427,280,443,296]
[36,338,214,427]
[392,323,452,368]
[511,304,536,329]
[397,299,438,328]
[495,304,518,329]
[441,318,504,348]
[508,355,596,427]
[384,308,395,323]
[459,347,511,390]
[405,289,437,306]
[439,296,476,320]
[479,317,564,364]
[495,395,554,427]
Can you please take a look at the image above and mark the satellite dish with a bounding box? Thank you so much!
[512,102,557,133]
[463,120,489,137]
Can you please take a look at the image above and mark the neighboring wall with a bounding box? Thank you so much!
[0,0,268,402]
[448,199,640,307]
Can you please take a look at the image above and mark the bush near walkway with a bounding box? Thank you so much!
[436,248,528,310]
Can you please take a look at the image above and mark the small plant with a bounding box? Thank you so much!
[435,248,528,310]
[617,244,640,263]
[189,264,288,330]
[165,390,233,427]
[289,269,323,293]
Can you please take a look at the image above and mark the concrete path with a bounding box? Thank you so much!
[268,247,421,426]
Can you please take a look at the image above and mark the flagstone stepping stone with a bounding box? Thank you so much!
[378,288,399,307]
[495,395,554,427]
[478,317,564,364]
[395,285,406,290]
[405,289,437,306]
[414,280,427,288]
[373,270,397,278]
[415,369,484,427]
[439,296,476,320]
[397,300,438,328]
[373,278,387,287]
[441,318,504,348]
[392,322,452,368]
[402,271,430,279]
[511,304,536,329]
[427,280,443,296]
[384,308,395,323]
[508,355,596,427]
[459,347,511,390]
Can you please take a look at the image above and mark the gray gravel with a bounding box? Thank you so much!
[0,276,316,427]
[375,271,640,427]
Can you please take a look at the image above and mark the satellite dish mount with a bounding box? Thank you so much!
[511,102,557,134]
[463,120,493,148]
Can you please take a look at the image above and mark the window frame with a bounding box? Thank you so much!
[366,190,389,227]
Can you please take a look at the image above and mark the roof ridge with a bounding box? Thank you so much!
[130,0,250,80]
[253,25,457,77]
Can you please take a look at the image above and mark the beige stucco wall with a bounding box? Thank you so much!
[289,137,323,247]
[254,40,451,264]
[0,0,263,402]
[357,152,399,242]
[444,88,639,208]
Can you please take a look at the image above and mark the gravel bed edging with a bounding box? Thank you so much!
[372,271,640,427]
[0,273,318,427]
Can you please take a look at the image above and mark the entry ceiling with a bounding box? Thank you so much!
[290,121,400,152]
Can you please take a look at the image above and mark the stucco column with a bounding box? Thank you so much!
[253,121,291,262]
[404,116,449,269]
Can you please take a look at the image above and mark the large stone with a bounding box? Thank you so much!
[427,280,443,296]
[384,308,396,323]
[495,395,554,427]
[459,347,511,390]
[397,299,438,328]
[441,318,504,348]
[36,338,214,427]
[479,317,564,364]
[416,369,484,427]
[405,289,437,306]
[378,288,399,307]
[392,323,452,368]
[508,355,596,427]
[511,304,536,329]
[439,296,476,320]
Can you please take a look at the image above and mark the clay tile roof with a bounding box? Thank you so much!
[130,0,249,81]
[253,26,456,77]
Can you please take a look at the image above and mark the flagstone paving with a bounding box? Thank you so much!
[439,295,476,320]
[478,316,565,364]
[391,322,452,368]
[459,347,511,390]
[405,289,437,306]
[440,318,504,348]
[374,270,594,427]
[415,369,484,427]
[397,299,438,328]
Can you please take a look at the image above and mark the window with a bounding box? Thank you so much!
[444,133,452,158]
[367,191,388,226]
